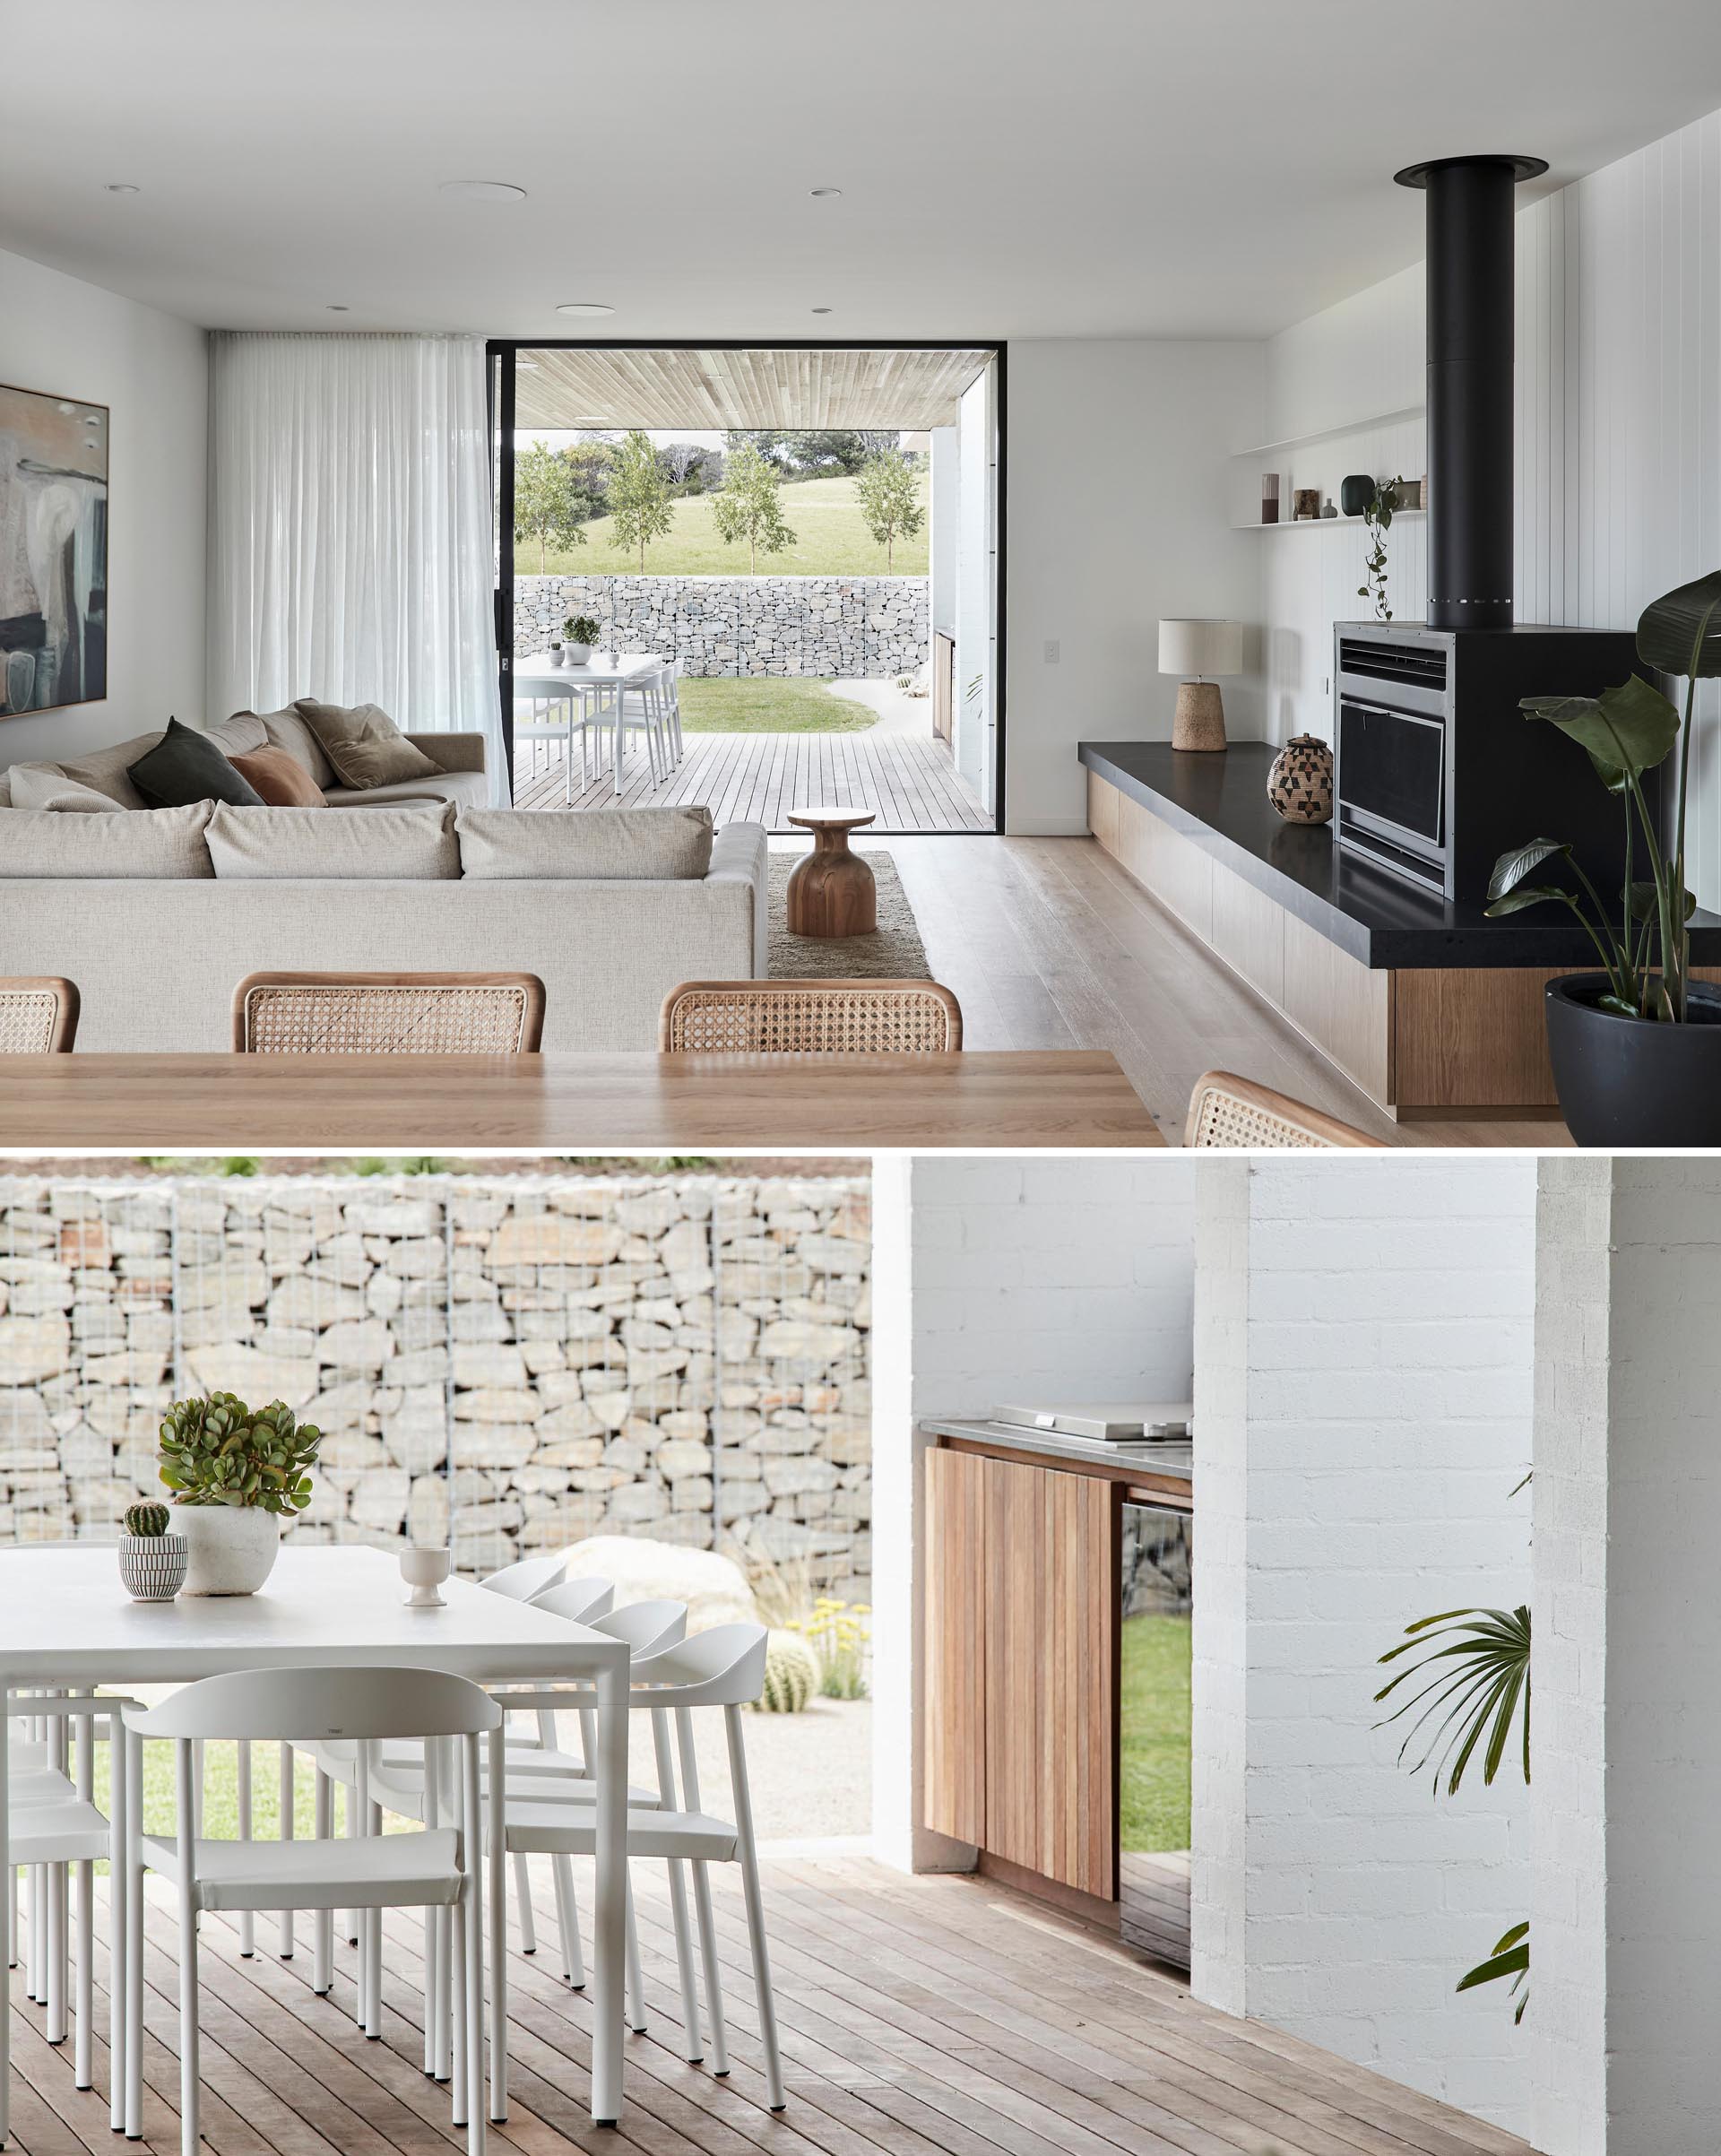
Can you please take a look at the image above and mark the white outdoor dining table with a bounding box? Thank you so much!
[512,649,665,798]
[0,1545,634,2134]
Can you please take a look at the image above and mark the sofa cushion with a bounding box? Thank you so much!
[323,767,488,810]
[0,804,214,878]
[206,801,459,879]
[234,705,337,789]
[128,717,264,810]
[53,731,164,809]
[293,698,441,791]
[206,712,269,761]
[456,806,715,880]
[0,771,10,809]
[6,764,124,811]
[228,747,326,808]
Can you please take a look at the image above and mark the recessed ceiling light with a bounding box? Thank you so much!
[105,182,140,195]
[556,302,615,318]
[515,359,541,370]
[809,186,843,199]
[438,180,527,203]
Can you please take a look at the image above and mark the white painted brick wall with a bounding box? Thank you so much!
[1194,1157,1536,2137]
[1533,1156,1721,2156]
[908,1156,1196,1416]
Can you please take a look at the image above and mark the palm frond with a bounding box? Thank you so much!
[1374,1606,1531,1794]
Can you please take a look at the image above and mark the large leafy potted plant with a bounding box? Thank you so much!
[157,1391,322,1595]
[1486,570,1721,1143]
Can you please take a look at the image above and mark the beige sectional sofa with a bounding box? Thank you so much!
[0,792,768,1052]
[0,708,489,812]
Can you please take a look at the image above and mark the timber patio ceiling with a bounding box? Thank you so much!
[512,346,993,431]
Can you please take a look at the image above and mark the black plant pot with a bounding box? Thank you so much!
[1545,974,1721,1146]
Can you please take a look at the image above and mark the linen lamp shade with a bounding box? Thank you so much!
[1158,619,1244,679]
[1159,618,1244,751]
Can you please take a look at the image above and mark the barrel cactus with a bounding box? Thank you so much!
[124,1502,171,1538]
[758,1629,820,1714]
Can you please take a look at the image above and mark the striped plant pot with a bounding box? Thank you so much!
[118,1533,188,1601]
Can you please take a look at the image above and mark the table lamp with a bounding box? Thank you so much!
[1160,619,1244,752]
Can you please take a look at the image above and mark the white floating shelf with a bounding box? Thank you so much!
[1231,508,1427,533]
[1229,404,1425,459]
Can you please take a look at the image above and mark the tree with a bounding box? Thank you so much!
[712,442,798,573]
[723,428,789,467]
[662,440,708,489]
[513,440,586,572]
[855,449,925,571]
[606,428,674,571]
[562,437,616,519]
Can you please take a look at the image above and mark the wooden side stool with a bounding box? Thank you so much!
[785,807,877,938]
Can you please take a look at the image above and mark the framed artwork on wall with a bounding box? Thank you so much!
[0,380,109,717]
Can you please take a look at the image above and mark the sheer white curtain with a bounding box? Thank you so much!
[207,333,502,801]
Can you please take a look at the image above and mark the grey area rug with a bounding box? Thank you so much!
[767,851,931,980]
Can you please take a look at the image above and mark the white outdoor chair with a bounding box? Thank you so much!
[487,1623,784,2111]
[5,1693,122,2111]
[122,1666,500,2156]
[611,666,674,791]
[480,1554,569,1605]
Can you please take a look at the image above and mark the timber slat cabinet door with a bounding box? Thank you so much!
[923,1445,1119,1901]
[924,1445,986,1844]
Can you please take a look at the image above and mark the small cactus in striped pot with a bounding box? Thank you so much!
[118,1499,186,1600]
[757,1629,820,1714]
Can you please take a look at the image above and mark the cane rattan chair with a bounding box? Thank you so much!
[0,977,80,1053]
[232,972,546,1054]
[659,978,963,1055]
[1185,1069,1385,1149]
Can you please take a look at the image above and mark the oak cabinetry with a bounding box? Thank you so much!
[923,1445,1118,1903]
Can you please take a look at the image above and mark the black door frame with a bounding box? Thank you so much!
[483,337,1007,832]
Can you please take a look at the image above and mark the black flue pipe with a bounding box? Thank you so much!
[1395,153,1547,631]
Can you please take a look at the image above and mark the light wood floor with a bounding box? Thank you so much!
[866,835,1571,1147]
[513,730,990,834]
[12,1853,1531,2156]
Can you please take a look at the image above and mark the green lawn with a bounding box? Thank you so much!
[1120,1614,1191,1851]
[679,678,876,734]
[517,474,928,578]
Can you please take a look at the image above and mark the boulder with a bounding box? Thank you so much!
[557,1534,758,1632]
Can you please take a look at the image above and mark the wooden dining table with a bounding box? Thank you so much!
[0,1051,1163,1149]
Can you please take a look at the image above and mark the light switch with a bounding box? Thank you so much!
[1043,638,1060,664]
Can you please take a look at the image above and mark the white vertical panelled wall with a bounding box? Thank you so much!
[1191,1156,1536,2137]
[1259,103,1721,903]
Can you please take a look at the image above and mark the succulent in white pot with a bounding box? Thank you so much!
[563,612,601,665]
[156,1392,323,1596]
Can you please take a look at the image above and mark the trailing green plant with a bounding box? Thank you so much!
[758,1629,819,1713]
[1485,570,1721,1022]
[123,1502,170,1538]
[562,613,601,645]
[1376,1602,1531,2020]
[1357,476,1407,621]
[158,1392,322,1514]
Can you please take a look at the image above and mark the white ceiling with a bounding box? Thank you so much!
[4,0,1720,342]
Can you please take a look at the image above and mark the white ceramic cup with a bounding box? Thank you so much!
[400,1546,451,1608]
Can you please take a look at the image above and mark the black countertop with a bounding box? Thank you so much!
[1080,740,1721,971]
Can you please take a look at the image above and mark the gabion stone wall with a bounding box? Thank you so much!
[0,1174,871,1595]
[515,574,927,679]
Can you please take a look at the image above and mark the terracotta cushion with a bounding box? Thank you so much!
[228,747,327,808]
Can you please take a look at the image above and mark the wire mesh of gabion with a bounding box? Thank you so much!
[0,1172,870,1598]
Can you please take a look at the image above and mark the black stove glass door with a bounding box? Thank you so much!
[1338,698,1445,846]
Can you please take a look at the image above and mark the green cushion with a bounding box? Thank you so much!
[126,717,264,810]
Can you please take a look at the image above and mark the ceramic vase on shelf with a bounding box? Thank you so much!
[1267,735,1335,824]
[177,1506,281,1596]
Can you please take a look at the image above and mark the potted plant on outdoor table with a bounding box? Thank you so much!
[563,613,601,665]
[1485,569,1721,1145]
[156,1390,323,1596]
[117,1502,188,1602]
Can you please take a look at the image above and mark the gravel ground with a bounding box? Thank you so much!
[691,1697,871,1841]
